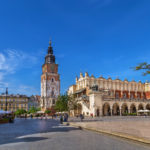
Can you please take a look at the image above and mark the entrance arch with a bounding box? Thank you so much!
[103,103,111,116]
[112,103,120,115]
[130,104,136,113]
[121,103,128,115]
[96,108,100,117]
[146,104,150,110]
[138,104,144,110]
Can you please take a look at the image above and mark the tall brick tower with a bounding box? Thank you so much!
[40,41,60,110]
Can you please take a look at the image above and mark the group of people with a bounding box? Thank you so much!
[76,114,85,121]
[60,113,69,124]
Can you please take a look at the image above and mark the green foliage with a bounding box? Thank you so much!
[45,110,51,114]
[28,107,40,114]
[55,95,69,112]
[15,109,27,115]
[134,62,150,76]
[122,112,137,116]
[68,95,78,111]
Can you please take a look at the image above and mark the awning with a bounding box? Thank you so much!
[36,111,44,114]
[138,110,150,113]
[74,88,86,94]
[0,110,12,114]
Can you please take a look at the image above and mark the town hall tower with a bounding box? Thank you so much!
[41,41,60,110]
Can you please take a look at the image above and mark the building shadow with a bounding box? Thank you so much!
[0,118,81,145]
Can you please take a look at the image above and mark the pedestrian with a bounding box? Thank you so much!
[66,113,69,122]
[80,114,84,122]
[60,115,63,124]
[25,114,27,119]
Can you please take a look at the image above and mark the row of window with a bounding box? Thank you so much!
[0,99,27,102]
[0,104,27,107]
[115,92,146,99]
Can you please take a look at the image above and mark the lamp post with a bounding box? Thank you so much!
[5,88,8,111]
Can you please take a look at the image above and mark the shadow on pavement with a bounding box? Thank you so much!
[0,118,80,145]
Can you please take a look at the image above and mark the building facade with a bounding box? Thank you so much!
[40,41,60,110]
[0,94,28,112]
[68,72,150,116]
[28,95,41,110]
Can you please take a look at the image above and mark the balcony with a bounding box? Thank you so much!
[76,95,89,101]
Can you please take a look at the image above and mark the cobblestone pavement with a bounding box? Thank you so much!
[69,116,150,141]
[0,118,150,150]
[69,116,150,122]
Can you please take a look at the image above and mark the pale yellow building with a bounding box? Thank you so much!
[0,94,28,112]
[68,72,150,117]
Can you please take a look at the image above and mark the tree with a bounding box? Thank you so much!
[68,95,78,111]
[55,95,69,112]
[28,107,40,114]
[15,109,27,116]
[45,110,51,114]
[135,62,150,76]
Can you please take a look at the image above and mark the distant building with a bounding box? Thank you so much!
[68,72,150,117]
[28,95,41,109]
[0,94,28,112]
[40,41,60,110]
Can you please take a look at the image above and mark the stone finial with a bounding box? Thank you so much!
[91,74,95,78]
[85,72,89,77]
[80,72,83,78]
[146,80,149,83]
[108,76,112,80]
[99,75,104,79]
[76,76,78,81]
[124,78,128,81]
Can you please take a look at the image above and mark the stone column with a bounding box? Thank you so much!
[128,91,130,99]
[128,109,130,114]
[99,108,103,117]
[110,109,112,116]
[135,92,137,99]
[120,109,122,116]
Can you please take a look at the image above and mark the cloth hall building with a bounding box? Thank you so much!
[68,72,150,117]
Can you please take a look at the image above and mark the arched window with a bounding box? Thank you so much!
[51,78,54,82]
[51,89,54,97]
[130,93,134,99]
[123,93,127,99]
[52,99,55,104]
[115,92,119,98]
[137,93,141,99]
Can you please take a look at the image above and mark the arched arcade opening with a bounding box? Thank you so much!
[103,103,111,116]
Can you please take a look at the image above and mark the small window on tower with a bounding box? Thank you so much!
[51,78,54,82]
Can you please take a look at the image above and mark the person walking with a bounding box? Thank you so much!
[80,114,84,122]
[60,115,63,124]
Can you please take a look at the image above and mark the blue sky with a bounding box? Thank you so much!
[0,0,150,96]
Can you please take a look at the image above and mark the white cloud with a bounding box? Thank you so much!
[0,49,39,95]
[11,85,39,96]
[0,49,38,74]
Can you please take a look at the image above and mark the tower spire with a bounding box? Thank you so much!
[45,40,55,64]
[49,39,52,47]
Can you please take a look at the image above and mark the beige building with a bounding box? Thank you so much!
[0,94,28,112]
[68,72,150,117]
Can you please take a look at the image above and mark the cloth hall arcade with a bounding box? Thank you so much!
[68,72,150,117]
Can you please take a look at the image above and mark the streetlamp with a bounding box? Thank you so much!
[5,88,8,111]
